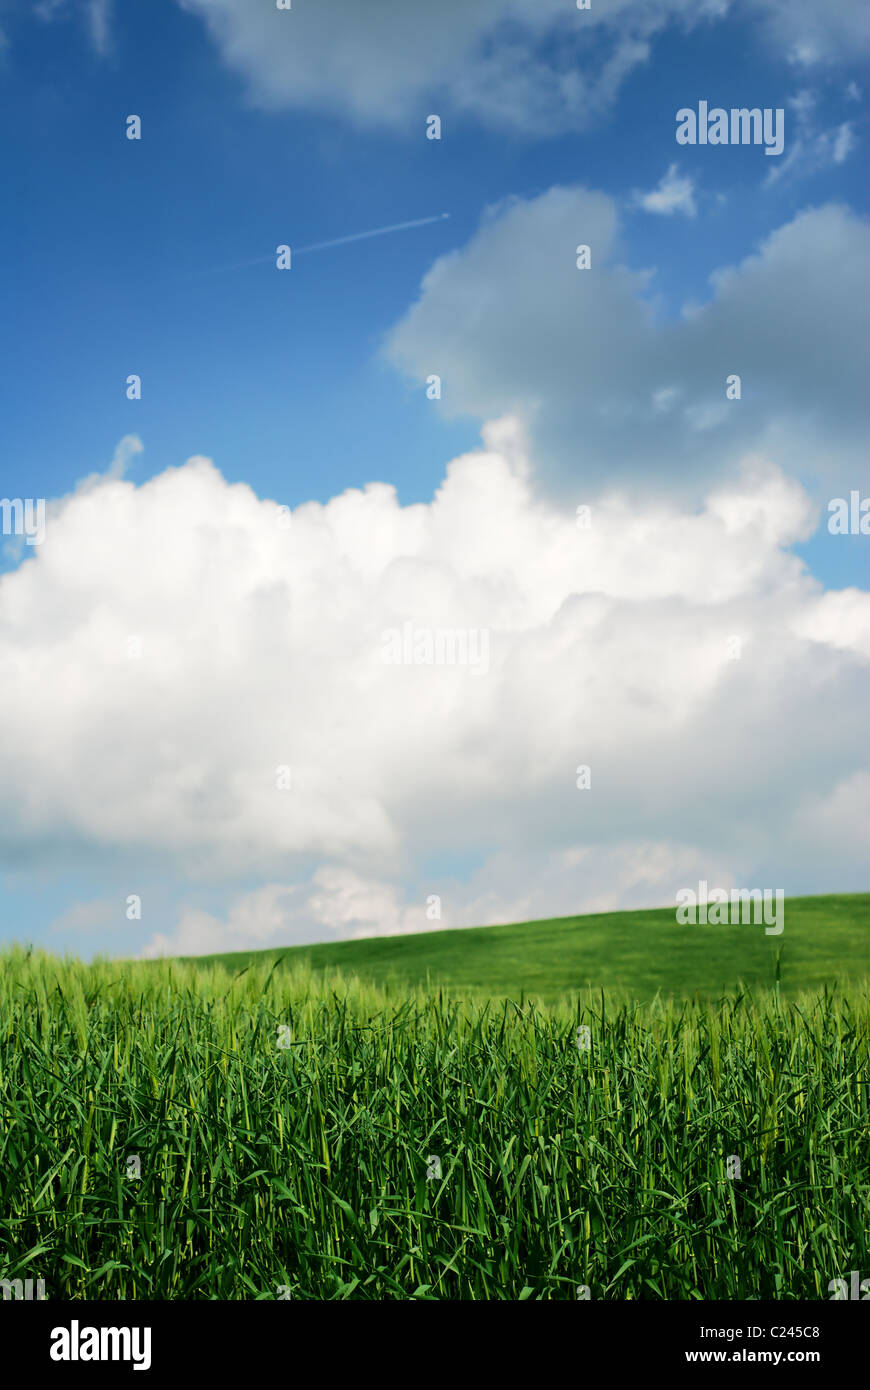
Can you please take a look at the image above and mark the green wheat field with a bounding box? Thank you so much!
[1,893,867,1300]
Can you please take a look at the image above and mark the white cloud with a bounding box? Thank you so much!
[753,0,870,67]
[88,0,111,53]
[833,121,856,162]
[173,0,870,134]
[140,869,433,958]
[72,435,143,494]
[171,0,669,132]
[140,843,742,958]
[2,422,868,959]
[34,0,113,54]
[765,91,859,185]
[634,163,697,217]
[386,188,870,498]
[50,897,118,935]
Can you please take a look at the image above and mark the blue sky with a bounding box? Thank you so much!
[0,0,867,958]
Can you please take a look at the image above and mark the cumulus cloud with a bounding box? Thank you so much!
[139,842,741,958]
[634,163,697,217]
[73,435,144,493]
[1,421,868,955]
[171,0,669,132]
[173,0,868,134]
[140,869,433,958]
[386,188,870,498]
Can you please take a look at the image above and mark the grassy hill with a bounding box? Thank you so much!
[181,892,869,1002]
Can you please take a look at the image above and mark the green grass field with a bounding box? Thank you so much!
[184,893,870,1003]
[1,894,867,1300]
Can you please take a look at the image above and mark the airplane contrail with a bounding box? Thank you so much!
[296,212,450,254]
[187,213,450,279]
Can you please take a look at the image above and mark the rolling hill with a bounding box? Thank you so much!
[179,892,869,1002]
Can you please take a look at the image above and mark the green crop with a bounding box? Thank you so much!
[0,947,867,1300]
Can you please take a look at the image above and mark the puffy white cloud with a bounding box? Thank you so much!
[170,0,666,132]
[174,0,869,133]
[139,843,740,958]
[140,869,432,958]
[790,771,870,863]
[386,188,870,498]
[634,163,697,217]
[2,420,868,958]
[73,435,143,494]
[789,587,870,656]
